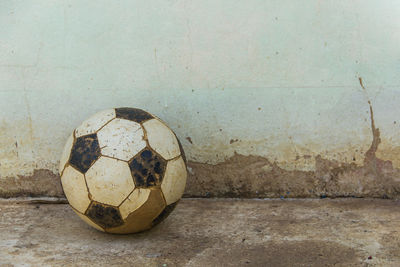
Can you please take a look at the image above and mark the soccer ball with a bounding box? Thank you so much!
[59,108,187,234]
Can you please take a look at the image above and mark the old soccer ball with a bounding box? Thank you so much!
[59,108,187,234]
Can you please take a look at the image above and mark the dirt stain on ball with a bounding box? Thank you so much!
[115,107,154,123]
[69,133,101,173]
[86,201,124,229]
[128,148,167,188]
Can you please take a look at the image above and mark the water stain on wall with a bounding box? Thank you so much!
[0,169,63,198]
[184,79,400,199]
[0,79,399,199]
[1,100,399,199]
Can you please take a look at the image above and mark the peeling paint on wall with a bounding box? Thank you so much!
[188,96,400,199]
[1,1,400,198]
[1,102,399,199]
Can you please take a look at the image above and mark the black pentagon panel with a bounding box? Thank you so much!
[128,148,167,188]
[152,201,178,227]
[69,133,101,173]
[86,202,124,229]
[176,136,187,164]
[115,107,154,123]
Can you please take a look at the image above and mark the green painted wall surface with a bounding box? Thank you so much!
[1,1,399,197]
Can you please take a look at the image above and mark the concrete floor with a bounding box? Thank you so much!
[0,198,399,267]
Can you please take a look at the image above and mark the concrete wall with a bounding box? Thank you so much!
[1,0,400,198]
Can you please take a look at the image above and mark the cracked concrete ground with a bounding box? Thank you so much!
[0,198,399,266]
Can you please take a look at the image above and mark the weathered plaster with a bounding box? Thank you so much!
[1,1,400,197]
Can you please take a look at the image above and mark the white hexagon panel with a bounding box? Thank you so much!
[61,166,91,213]
[142,119,181,160]
[85,156,135,206]
[97,118,147,161]
[75,109,116,138]
[161,156,187,205]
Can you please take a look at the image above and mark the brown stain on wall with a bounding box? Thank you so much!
[184,147,399,199]
[1,111,400,199]
[1,147,399,199]
[0,169,63,198]
[1,79,399,199]
[229,139,239,144]
[183,82,400,199]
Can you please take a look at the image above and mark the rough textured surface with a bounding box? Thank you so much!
[128,148,167,188]
[97,118,146,161]
[184,102,400,199]
[69,133,101,174]
[1,84,399,199]
[85,201,124,229]
[1,1,400,202]
[1,148,400,199]
[0,198,399,266]
[0,169,63,198]
[185,153,400,199]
